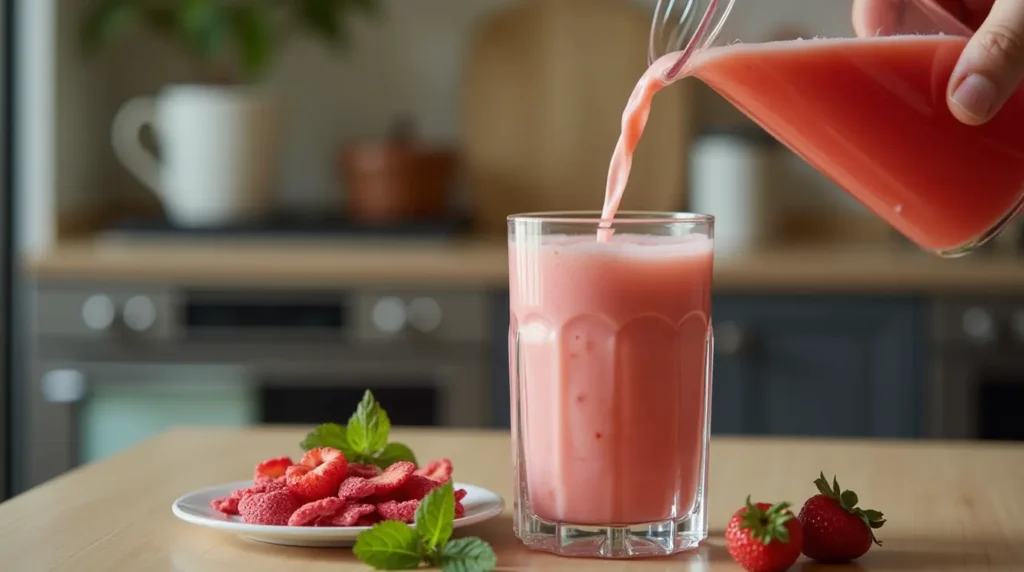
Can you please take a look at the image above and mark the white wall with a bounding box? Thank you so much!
[18,0,861,252]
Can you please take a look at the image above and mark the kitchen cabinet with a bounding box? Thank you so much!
[492,293,927,438]
[712,295,925,438]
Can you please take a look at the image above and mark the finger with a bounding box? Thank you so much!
[948,0,1024,125]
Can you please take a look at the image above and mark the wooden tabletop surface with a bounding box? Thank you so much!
[22,238,1024,292]
[1,427,1022,571]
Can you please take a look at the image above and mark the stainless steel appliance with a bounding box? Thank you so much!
[25,286,491,489]
[928,297,1024,441]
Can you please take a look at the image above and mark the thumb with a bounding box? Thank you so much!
[948,0,1024,125]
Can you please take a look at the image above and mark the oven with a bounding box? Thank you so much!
[928,297,1024,441]
[23,285,491,490]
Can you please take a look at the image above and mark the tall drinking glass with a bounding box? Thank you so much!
[650,0,1024,257]
[508,212,714,559]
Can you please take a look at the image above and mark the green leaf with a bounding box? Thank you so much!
[142,6,176,35]
[353,521,424,570]
[417,481,455,556]
[439,537,498,572]
[229,4,273,78]
[840,490,858,509]
[82,0,138,52]
[347,390,391,455]
[813,472,834,498]
[176,0,228,59]
[375,442,418,469]
[300,423,352,455]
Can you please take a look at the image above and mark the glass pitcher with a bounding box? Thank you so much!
[651,0,1024,257]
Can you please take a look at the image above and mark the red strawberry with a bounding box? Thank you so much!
[415,458,453,483]
[367,461,416,496]
[725,497,803,572]
[798,472,885,563]
[286,448,348,501]
[254,456,293,480]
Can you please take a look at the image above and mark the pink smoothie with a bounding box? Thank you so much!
[509,233,713,525]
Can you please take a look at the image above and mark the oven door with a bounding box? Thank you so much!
[930,348,1024,441]
[27,341,488,489]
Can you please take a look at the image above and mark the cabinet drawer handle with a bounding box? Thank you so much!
[716,321,747,356]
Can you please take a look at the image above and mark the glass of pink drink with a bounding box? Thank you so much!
[649,0,1024,257]
[508,212,714,559]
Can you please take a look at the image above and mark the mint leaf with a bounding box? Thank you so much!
[300,423,352,455]
[416,481,455,557]
[439,537,498,572]
[352,521,423,570]
[347,390,391,455]
[375,442,417,469]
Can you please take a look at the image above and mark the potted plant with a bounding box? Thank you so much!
[81,0,381,227]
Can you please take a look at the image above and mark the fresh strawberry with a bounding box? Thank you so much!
[725,497,803,572]
[254,456,293,480]
[798,472,885,563]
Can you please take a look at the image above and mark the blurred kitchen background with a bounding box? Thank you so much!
[1,0,1023,500]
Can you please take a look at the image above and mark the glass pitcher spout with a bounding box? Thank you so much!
[650,0,735,81]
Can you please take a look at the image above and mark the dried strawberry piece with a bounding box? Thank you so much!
[377,499,420,523]
[368,461,416,496]
[288,497,347,527]
[454,488,468,502]
[232,478,287,501]
[286,447,348,501]
[238,490,302,526]
[254,456,294,480]
[354,514,382,527]
[210,496,240,515]
[396,474,442,501]
[320,503,377,527]
[338,476,377,500]
[455,500,465,519]
[414,458,453,483]
[347,463,382,479]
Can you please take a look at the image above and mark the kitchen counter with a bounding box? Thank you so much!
[0,428,1021,571]
[22,237,1024,292]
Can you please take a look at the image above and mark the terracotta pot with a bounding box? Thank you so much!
[340,141,457,224]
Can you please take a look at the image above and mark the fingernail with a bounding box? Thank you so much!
[951,74,998,120]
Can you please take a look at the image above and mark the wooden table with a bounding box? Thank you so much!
[1,428,1022,571]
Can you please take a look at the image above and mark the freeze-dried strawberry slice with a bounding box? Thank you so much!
[346,463,382,479]
[455,500,466,519]
[288,497,347,527]
[211,496,240,515]
[454,488,468,502]
[254,456,293,480]
[338,476,376,500]
[286,447,348,501]
[354,514,382,526]
[238,490,301,526]
[232,478,287,501]
[414,458,453,483]
[396,474,442,501]
[320,503,377,527]
[368,461,416,496]
[377,499,419,523]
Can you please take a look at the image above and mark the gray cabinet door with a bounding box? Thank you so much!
[712,296,925,438]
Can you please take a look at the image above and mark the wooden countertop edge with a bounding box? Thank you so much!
[19,239,1024,292]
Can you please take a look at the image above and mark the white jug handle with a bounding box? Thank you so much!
[111,96,160,193]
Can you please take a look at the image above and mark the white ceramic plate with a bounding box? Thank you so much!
[172,480,505,548]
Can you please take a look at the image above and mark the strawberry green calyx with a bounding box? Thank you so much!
[738,496,796,545]
[814,472,886,545]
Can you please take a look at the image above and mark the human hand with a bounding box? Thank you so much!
[853,0,1024,126]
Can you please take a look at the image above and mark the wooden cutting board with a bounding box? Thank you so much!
[462,0,694,234]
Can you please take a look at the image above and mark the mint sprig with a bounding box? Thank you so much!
[354,481,498,572]
[300,390,417,469]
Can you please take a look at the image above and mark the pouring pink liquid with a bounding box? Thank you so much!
[604,34,1024,253]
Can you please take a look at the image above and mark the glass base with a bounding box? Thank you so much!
[514,508,708,559]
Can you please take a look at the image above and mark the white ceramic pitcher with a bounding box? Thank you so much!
[112,85,281,227]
